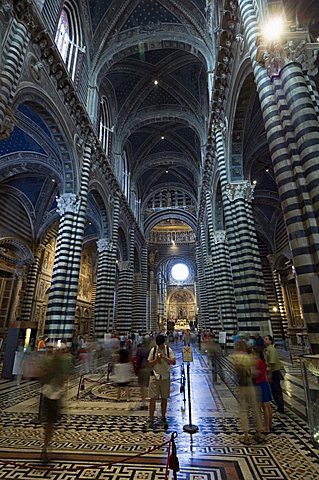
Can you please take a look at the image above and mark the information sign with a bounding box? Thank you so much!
[182,346,193,363]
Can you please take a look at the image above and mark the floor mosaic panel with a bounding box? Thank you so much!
[0,344,318,479]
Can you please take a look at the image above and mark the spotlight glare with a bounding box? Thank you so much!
[154,80,159,85]
[262,16,284,42]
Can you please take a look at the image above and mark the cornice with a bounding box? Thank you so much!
[197,0,239,227]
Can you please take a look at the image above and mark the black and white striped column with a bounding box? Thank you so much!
[238,0,319,351]
[19,244,44,322]
[132,271,146,333]
[212,231,238,340]
[0,12,29,130]
[45,143,92,342]
[94,238,114,338]
[225,182,269,334]
[116,228,135,333]
[116,260,133,334]
[196,225,209,330]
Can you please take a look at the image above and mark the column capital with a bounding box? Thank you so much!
[267,254,276,268]
[256,32,319,77]
[204,255,213,266]
[97,238,113,253]
[56,193,80,216]
[118,260,131,272]
[34,243,46,257]
[225,181,255,202]
[213,231,227,244]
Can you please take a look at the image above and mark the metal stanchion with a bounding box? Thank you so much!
[183,361,198,434]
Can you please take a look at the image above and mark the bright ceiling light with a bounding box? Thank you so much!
[165,170,169,174]
[161,136,165,140]
[172,263,189,281]
[154,80,159,85]
[262,16,284,42]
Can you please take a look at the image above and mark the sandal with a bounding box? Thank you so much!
[240,436,251,445]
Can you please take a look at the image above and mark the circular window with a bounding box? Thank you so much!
[171,263,189,281]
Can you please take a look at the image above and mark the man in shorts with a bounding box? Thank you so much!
[147,334,176,429]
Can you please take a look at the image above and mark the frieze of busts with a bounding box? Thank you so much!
[0,0,13,23]
[0,107,16,140]
[27,53,43,83]
[56,193,80,216]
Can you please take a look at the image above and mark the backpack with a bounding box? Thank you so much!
[151,345,170,359]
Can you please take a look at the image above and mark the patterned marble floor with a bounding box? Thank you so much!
[0,344,318,479]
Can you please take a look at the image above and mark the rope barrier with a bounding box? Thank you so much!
[0,435,175,472]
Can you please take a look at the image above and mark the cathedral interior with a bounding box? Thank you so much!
[1,0,319,478]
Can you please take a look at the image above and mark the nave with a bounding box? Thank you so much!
[0,343,318,479]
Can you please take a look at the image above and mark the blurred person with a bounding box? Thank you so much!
[252,347,273,433]
[134,336,151,410]
[37,336,47,352]
[113,348,135,401]
[206,333,221,383]
[39,343,71,463]
[231,340,264,445]
[255,333,265,349]
[264,335,285,414]
[147,334,176,429]
[184,330,191,346]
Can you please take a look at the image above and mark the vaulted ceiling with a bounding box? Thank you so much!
[87,0,211,214]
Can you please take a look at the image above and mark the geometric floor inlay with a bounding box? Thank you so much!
[1,343,319,479]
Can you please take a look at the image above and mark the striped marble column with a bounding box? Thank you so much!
[212,231,238,339]
[116,260,133,334]
[196,227,209,329]
[267,254,288,338]
[140,246,148,332]
[205,191,236,333]
[238,0,319,351]
[94,238,114,338]
[214,126,246,309]
[149,269,158,332]
[19,244,44,322]
[0,11,29,132]
[45,143,92,342]
[132,272,145,332]
[225,182,269,334]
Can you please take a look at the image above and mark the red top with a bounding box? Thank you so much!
[255,359,267,384]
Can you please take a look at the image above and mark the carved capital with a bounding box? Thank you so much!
[204,255,213,266]
[214,231,227,244]
[225,182,255,202]
[118,260,131,272]
[97,238,113,253]
[56,193,80,216]
[257,32,319,77]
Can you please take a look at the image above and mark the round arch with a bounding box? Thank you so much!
[12,85,78,193]
[144,210,197,236]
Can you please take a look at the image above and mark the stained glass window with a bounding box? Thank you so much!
[55,9,70,62]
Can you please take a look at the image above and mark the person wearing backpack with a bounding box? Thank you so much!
[147,334,176,429]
